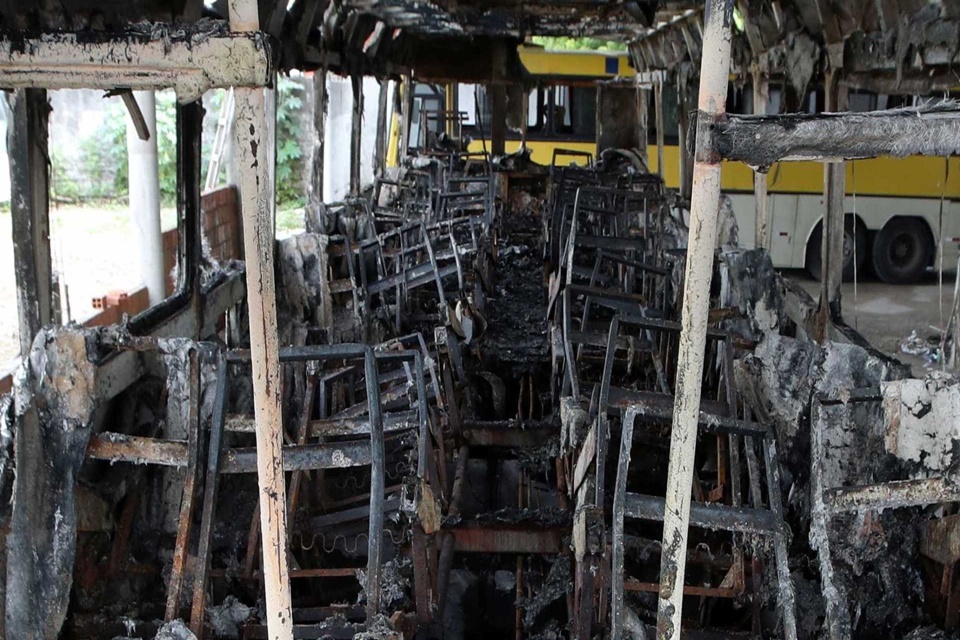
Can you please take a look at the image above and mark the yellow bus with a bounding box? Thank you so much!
[398,45,960,284]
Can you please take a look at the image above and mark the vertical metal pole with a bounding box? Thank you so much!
[656,3,733,640]
[636,85,649,166]
[374,78,389,180]
[350,74,363,196]
[751,66,770,250]
[309,66,328,212]
[363,349,385,619]
[655,78,665,178]
[490,84,507,157]
[676,69,694,202]
[228,2,294,639]
[126,90,166,305]
[820,65,846,329]
[400,72,413,160]
[7,88,53,357]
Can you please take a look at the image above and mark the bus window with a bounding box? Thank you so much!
[848,91,877,112]
[553,86,572,132]
[570,87,595,140]
[528,88,542,130]
[459,83,477,125]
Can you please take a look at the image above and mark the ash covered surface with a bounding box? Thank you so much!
[482,192,549,368]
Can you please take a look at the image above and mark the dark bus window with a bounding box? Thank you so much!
[570,87,595,140]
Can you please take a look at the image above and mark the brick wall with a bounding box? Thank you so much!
[162,185,242,296]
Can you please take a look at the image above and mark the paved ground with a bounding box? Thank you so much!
[0,205,177,367]
[789,268,955,375]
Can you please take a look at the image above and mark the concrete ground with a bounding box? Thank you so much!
[788,268,956,375]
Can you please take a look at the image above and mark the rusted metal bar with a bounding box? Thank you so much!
[190,352,228,638]
[436,445,469,617]
[287,369,318,533]
[221,440,373,473]
[451,526,565,554]
[229,0,293,635]
[461,420,556,447]
[657,3,734,638]
[810,401,851,640]
[627,492,780,536]
[350,74,362,196]
[624,580,739,598]
[820,66,847,329]
[654,78,665,178]
[763,438,798,640]
[374,78,389,180]
[363,348,386,620]
[611,405,639,638]
[825,478,960,513]
[751,65,769,250]
[164,349,201,622]
[86,433,188,467]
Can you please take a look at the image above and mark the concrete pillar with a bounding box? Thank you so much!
[126,91,166,305]
[657,2,734,639]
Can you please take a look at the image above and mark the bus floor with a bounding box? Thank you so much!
[788,268,957,376]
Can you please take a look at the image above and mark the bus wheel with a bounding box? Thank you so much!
[872,218,932,284]
[805,218,866,282]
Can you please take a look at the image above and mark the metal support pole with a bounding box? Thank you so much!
[309,66,328,212]
[374,78,389,180]
[228,1,293,638]
[636,85,649,166]
[490,84,507,157]
[400,72,413,159]
[751,66,769,250]
[820,64,847,331]
[7,88,53,357]
[126,90,166,305]
[655,79,665,178]
[676,68,694,203]
[656,3,733,639]
[350,74,363,195]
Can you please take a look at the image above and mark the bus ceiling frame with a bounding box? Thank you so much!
[696,103,960,167]
[0,26,272,103]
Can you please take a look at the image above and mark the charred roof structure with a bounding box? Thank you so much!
[6,1,960,640]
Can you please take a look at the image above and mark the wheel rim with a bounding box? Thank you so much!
[889,232,918,268]
[842,231,855,265]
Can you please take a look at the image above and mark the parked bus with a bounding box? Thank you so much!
[396,45,960,284]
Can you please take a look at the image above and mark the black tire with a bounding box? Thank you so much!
[872,218,932,284]
[805,217,867,282]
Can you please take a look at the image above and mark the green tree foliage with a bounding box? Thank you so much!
[530,36,627,52]
[50,81,305,208]
[276,75,306,208]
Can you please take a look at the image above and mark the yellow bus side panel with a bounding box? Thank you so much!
[518,47,635,79]
[647,144,960,199]
[466,139,596,166]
